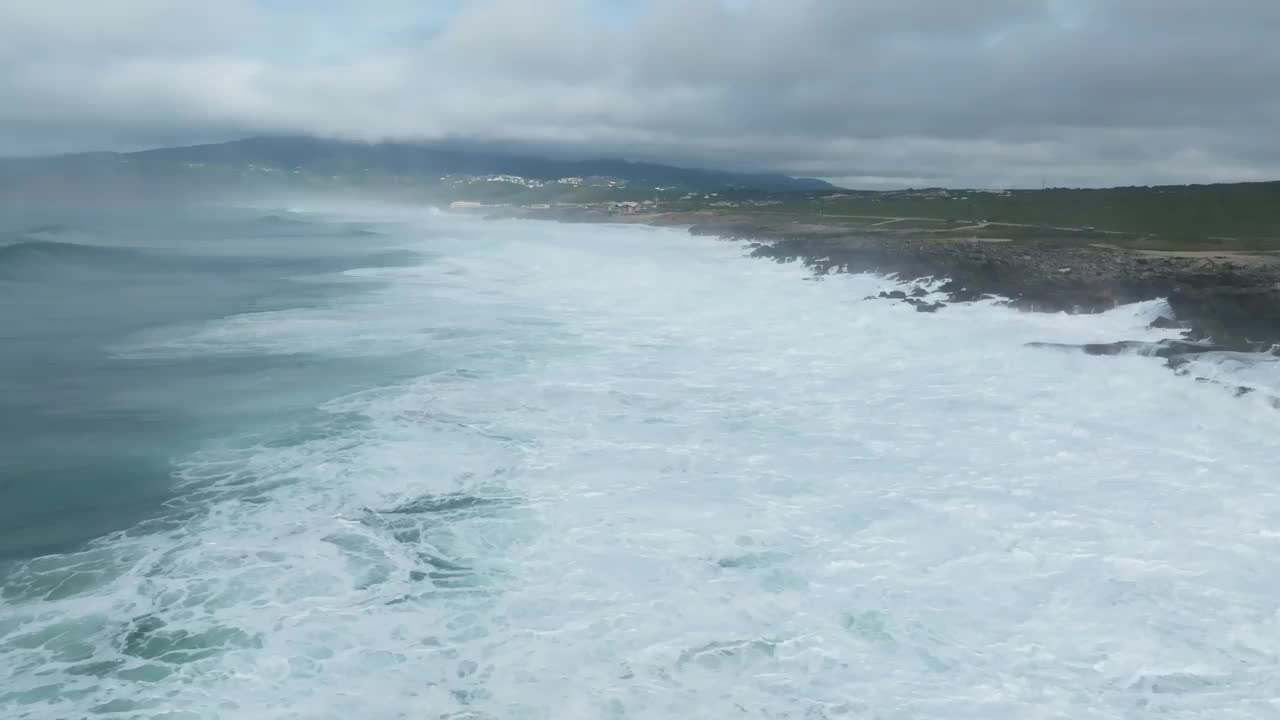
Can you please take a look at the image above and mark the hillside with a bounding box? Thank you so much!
[0,137,836,200]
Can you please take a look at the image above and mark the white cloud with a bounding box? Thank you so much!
[1,0,1278,187]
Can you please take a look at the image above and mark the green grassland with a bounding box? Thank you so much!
[737,183,1274,248]
[635,182,1280,250]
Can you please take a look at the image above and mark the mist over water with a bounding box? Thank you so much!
[2,204,1278,719]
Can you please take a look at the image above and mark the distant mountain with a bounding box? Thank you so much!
[0,137,837,197]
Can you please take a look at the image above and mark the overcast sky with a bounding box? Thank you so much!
[2,0,1278,188]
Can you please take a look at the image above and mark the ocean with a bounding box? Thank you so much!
[1,202,1278,719]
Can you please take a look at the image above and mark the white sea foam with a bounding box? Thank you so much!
[3,213,1279,719]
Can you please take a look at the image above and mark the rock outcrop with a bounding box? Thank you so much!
[687,220,1280,352]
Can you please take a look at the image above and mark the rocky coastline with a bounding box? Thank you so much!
[677,215,1280,402]
[489,206,1280,392]
[677,217,1280,352]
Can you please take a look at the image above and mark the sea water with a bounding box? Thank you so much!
[1,203,1278,719]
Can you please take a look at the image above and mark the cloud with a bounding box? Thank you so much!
[1,0,1277,187]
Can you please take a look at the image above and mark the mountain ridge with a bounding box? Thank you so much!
[0,136,838,194]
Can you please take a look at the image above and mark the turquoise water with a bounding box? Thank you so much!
[1,203,1279,719]
[0,205,428,558]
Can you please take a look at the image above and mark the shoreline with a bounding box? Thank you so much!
[487,206,1280,358]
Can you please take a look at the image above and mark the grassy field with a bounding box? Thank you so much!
[653,182,1280,250]
[459,179,1280,251]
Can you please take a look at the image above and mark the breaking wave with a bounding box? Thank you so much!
[2,211,1278,719]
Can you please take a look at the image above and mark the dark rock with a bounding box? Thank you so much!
[1166,283,1280,351]
[938,280,986,303]
[701,219,1280,359]
[1026,339,1230,360]
[903,297,945,312]
[1148,316,1185,329]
